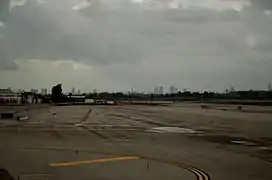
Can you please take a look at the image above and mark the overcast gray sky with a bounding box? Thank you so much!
[0,0,272,93]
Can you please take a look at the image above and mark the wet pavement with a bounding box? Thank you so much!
[0,104,272,180]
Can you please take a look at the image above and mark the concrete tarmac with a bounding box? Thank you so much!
[0,104,271,180]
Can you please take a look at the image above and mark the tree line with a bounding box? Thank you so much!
[50,84,272,103]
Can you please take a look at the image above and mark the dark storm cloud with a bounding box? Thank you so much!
[0,0,271,72]
[221,0,272,10]
[160,8,241,23]
[0,0,10,22]
[0,60,17,70]
[0,0,152,66]
[0,51,18,70]
[250,0,272,10]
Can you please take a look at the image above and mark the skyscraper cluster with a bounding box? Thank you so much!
[154,86,164,95]
[169,85,178,94]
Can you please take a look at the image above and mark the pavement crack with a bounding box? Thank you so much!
[88,129,110,139]
[47,130,65,140]
[79,125,110,139]
[76,109,92,124]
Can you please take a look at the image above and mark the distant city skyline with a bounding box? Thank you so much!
[169,86,179,94]
[1,82,272,95]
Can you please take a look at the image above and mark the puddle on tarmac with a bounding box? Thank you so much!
[230,140,259,146]
[258,146,272,150]
[147,127,198,134]
[196,135,265,147]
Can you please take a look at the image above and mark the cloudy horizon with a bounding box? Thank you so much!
[0,0,272,93]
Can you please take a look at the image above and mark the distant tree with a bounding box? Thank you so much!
[51,84,63,103]
[177,91,182,96]
[150,94,154,101]
[268,91,272,99]
[203,91,209,99]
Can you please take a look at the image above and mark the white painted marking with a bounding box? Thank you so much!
[231,140,258,146]
[148,127,197,134]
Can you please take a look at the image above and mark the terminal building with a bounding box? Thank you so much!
[0,89,22,105]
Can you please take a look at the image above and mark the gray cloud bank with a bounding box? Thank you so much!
[249,0,272,10]
[0,0,272,91]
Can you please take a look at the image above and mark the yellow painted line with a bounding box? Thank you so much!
[49,153,211,180]
[174,164,209,180]
[188,166,210,180]
[49,156,140,167]
[189,167,210,180]
[165,162,205,180]
[140,157,210,180]
[182,166,203,180]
